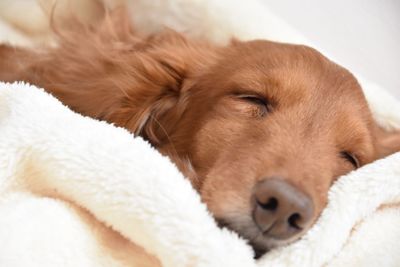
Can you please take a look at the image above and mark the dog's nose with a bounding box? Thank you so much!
[253,178,314,240]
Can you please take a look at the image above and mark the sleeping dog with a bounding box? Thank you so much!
[1,11,399,257]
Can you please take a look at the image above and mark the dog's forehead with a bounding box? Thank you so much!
[225,41,366,103]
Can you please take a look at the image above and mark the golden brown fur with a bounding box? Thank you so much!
[1,11,400,254]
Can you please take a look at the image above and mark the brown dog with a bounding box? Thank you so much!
[1,13,399,256]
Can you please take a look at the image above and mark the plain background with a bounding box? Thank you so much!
[261,0,400,99]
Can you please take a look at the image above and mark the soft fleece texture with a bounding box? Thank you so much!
[1,0,400,266]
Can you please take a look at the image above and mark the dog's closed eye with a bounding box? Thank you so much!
[340,151,360,169]
[236,94,272,117]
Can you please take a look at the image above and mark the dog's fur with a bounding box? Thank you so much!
[1,12,400,254]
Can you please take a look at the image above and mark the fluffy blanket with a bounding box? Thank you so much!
[1,1,400,267]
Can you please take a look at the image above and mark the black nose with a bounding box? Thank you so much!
[253,178,314,240]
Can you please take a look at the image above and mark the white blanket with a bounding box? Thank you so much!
[1,1,400,266]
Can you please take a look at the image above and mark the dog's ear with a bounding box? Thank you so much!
[80,14,217,147]
[373,125,400,159]
[0,11,216,148]
[107,30,216,147]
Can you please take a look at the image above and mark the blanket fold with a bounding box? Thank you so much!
[0,82,254,267]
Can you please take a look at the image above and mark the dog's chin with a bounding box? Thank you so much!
[217,217,300,259]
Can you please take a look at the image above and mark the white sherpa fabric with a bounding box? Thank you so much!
[0,0,400,267]
[0,82,255,267]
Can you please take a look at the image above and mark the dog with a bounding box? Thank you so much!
[1,12,399,257]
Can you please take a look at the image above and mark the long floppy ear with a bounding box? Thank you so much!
[0,10,217,148]
[104,29,218,147]
[373,125,400,159]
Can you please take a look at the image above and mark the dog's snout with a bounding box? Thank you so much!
[253,178,314,240]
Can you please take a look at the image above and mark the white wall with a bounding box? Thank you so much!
[261,0,400,99]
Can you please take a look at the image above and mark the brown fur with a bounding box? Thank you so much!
[1,11,400,254]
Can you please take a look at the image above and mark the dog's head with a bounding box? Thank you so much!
[125,36,400,254]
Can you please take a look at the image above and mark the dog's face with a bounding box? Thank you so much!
[152,40,396,254]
